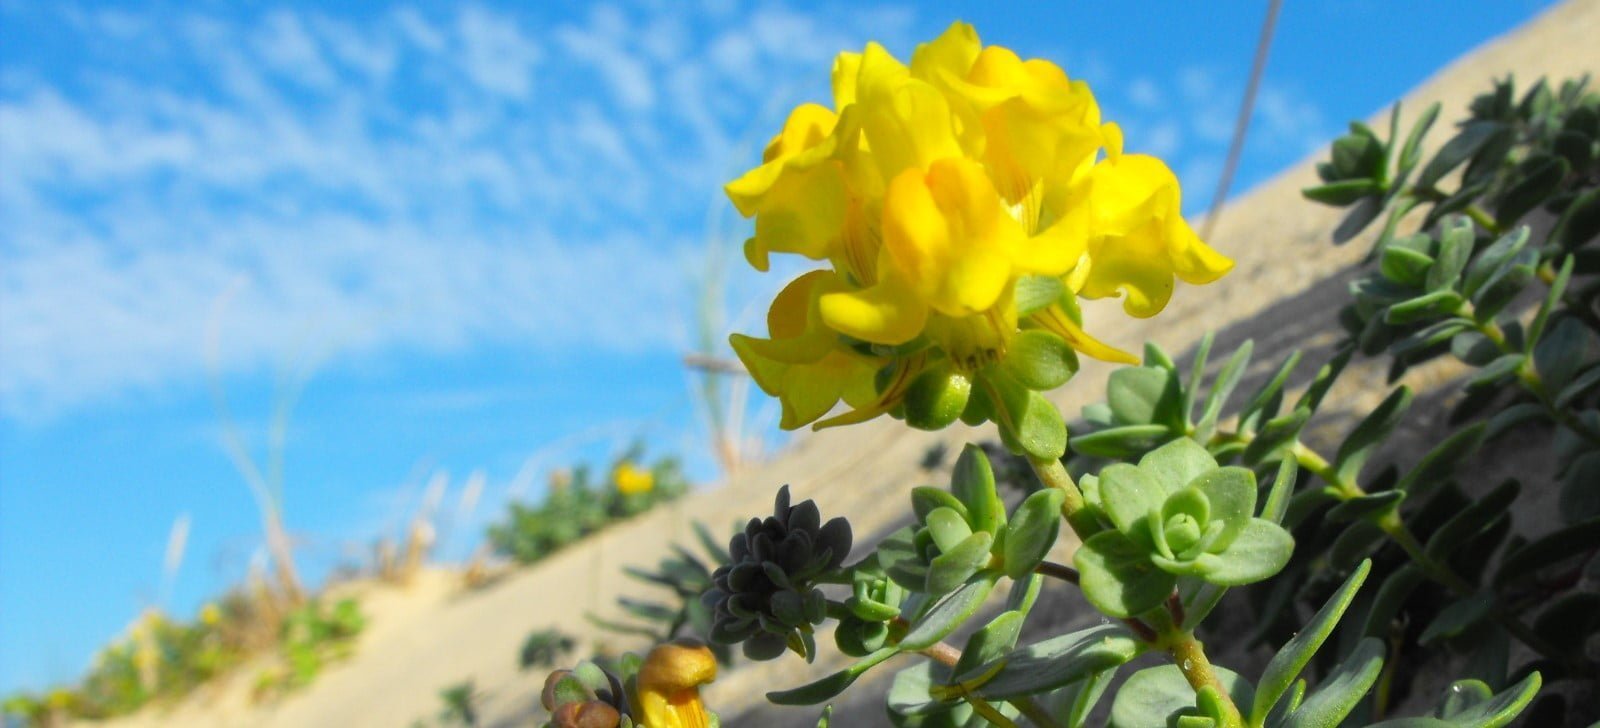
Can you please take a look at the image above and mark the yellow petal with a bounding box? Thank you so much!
[881,158,1017,316]
[909,21,980,86]
[819,276,929,345]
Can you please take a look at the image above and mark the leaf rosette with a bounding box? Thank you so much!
[1075,439,1293,617]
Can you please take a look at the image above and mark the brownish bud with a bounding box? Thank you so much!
[553,700,621,728]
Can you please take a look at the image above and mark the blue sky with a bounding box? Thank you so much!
[0,0,1559,694]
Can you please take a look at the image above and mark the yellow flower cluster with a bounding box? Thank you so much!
[728,22,1231,431]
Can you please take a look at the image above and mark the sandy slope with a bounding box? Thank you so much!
[96,2,1600,725]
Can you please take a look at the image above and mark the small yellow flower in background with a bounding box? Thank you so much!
[728,21,1231,433]
[200,603,222,627]
[637,639,717,728]
[612,462,654,496]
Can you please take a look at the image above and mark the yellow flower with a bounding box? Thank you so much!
[200,603,223,627]
[613,462,654,496]
[727,22,1231,431]
[1075,124,1233,317]
[637,640,717,728]
[731,271,884,429]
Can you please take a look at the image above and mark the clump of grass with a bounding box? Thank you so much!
[251,598,366,700]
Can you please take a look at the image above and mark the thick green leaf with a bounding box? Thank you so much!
[1015,275,1067,316]
[1424,480,1519,562]
[900,573,998,651]
[1553,363,1600,408]
[1075,530,1175,618]
[1141,438,1220,492]
[969,624,1142,699]
[950,444,1001,534]
[1533,592,1600,650]
[1109,366,1181,427]
[1016,390,1068,460]
[1362,565,1426,639]
[1416,120,1501,191]
[1304,179,1381,206]
[1111,665,1253,728]
[766,646,899,705]
[1002,489,1064,579]
[1334,387,1413,485]
[925,507,974,554]
[1197,340,1254,440]
[1260,457,1299,525]
[1281,637,1386,728]
[1418,594,1495,646]
[1551,187,1600,250]
[1526,255,1573,351]
[1533,317,1590,393]
[1240,351,1303,427]
[1466,354,1524,389]
[1292,345,1356,416]
[1427,218,1474,291]
[886,661,945,716]
[1242,408,1312,465]
[1435,672,1541,728]
[1461,227,1529,299]
[1099,463,1166,541]
[1325,491,1405,524]
[1252,560,1372,724]
[1191,519,1293,586]
[1385,289,1464,325]
[1333,196,1384,244]
[1071,424,1174,458]
[1183,333,1214,427]
[881,526,931,592]
[951,611,1024,683]
[1004,330,1078,391]
[1397,102,1441,175]
[926,532,993,595]
[1496,154,1569,226]
[911,488,970,526]
[1382,245,1436,287]
[1494,518,1600,588]
[1192,467,1257,548]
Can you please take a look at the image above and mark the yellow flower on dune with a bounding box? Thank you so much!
[613,462,655,496]
[727,21,1232,432]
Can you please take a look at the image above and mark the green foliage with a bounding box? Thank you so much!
[255,598,367,698]
[486,444,689,565]
[586,520,733,665]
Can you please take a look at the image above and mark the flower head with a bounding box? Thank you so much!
[637,640,718,728]
[727,22,1231,437]
[612,462,655,496]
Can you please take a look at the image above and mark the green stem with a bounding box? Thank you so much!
[1149,608,1245,728]
[918,642,1060,728]
[1469,313,1600,448]
[1463,203,1504,235]
[1292,440,1576,667]
[1027,456,1102,540]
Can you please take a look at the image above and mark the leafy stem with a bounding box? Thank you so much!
[1147,606,1245,728]
[1027,455,1102,539]
[916,642,1059,728]
[1464,305,1600,448]
[1290,441,1575,666]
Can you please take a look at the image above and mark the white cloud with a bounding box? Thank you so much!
[0,2,917,420]
[455,5,542,99]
